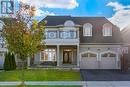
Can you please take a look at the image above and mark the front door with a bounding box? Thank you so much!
[63,49,72,64]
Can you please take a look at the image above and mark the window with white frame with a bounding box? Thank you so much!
[101,52,116,57]
[45,31,57,39]
[60,31,77,39]
[82,52,97,57]
[83,23,92,36]
[103,23,112,36]
[64,20,75,27]
[41,49,56,61]
[122,47,128,54]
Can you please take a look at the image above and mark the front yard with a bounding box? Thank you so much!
[0,69,81,81]
[0,85,81,87]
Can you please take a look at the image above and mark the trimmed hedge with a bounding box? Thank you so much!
[4,52,16,70]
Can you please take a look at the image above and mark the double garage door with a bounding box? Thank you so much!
[80,51,118,69]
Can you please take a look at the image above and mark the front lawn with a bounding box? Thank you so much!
[0,69,81,81]
[0,86,81,87]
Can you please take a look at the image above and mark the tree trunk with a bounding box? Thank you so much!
[21,60,26,87]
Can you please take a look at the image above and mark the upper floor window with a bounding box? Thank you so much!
[103,23,112,36]
[60,31,77,39]
[45,31,57,39]
[83,23,92,36]
[64,20,75,27]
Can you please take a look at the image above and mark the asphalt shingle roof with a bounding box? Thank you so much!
[40,16,123,44]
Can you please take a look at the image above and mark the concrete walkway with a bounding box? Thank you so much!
[1,81,130,87]
[0,81,83,86]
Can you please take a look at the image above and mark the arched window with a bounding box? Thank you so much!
[101,52,116,57]
[64,20,75,27]
[82,52,97,58]
[103,23,112,36]
[83,23,92,36]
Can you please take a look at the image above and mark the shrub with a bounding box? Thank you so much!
[4,52,10,70]
[4,52,16,70]
[11,53,16,70]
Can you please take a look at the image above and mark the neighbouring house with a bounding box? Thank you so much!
[0,18,17,69]
[0,19,7,69]
[0,16,124,69]
[121,25,130,68]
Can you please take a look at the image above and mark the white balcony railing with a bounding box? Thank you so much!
[44,38,79,45]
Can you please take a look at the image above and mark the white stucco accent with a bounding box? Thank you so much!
[45,39,79,45]
[64,20,75,27]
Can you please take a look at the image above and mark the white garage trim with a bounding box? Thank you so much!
[100,50,119,69]
[80,51,99,69]
[100,50,119,61]
[80,51,98,61]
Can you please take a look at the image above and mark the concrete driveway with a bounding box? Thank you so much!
[80,69,130,81]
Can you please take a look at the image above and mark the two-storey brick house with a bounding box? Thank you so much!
[0,16,123,69]
[28,16,123,69]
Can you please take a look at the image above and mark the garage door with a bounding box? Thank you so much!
[80,51,118,69]
[100,52,117,69]
[0,53,4,69]
[80,51,98,69]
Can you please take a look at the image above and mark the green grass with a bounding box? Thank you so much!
[0,69,81,81]
[0,86,81,87]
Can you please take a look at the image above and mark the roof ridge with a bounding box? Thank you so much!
[45,15,106,18]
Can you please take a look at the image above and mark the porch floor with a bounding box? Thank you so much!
[29,64,79,70]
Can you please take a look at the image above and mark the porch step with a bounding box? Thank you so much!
[28,65,80,70]
[28,67,80,70]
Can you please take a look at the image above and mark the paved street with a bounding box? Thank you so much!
[0,81,130,87]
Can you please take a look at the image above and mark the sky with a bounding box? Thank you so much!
[1,0,130,30]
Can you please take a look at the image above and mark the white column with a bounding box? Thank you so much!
[27,57,30,67]
[77,45,80,67]
[57,45,60,66]
[98,52,101,69]
[116,53,120,69]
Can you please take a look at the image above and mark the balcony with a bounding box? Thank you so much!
[44,31,79,45]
